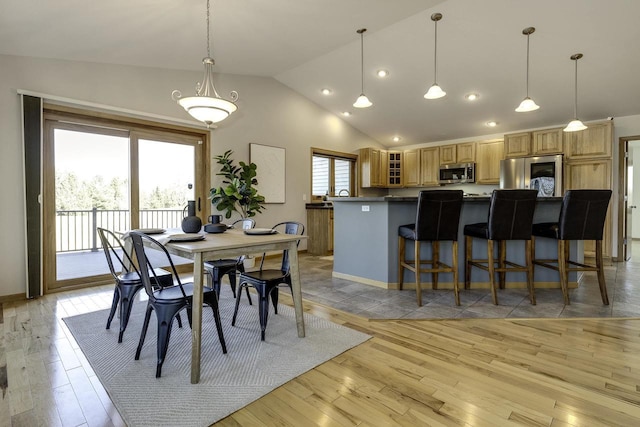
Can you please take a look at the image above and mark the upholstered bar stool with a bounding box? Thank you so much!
[398,190,464,306]
[464,189,538,305]
[531,189,612,305]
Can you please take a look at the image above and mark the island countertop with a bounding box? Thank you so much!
[329,195,564,203]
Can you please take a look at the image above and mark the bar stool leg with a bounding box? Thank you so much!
[432,241,439,290]
[452,240,460,306]
[498,240,506,289]
[398,236,405,290]
[531,236,536,284]
[415,240,422,306]
[558,240,570,305]
[465,236,472,290]
[487,239,498,305]
[525,239,536,305]
[595,240,609,305]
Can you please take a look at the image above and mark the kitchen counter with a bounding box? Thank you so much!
[331,196,577,290]
[305,203,333,209]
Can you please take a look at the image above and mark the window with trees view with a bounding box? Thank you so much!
[311,148,357,198]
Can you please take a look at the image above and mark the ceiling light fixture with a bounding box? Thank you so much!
[424,13,446,100]
[465,93,479,101]
[486,121,498,127]
[353,28,373,108]
[321,88,332,95]
[171,0,238,128]
[377,69,389,78]
[342,111,352,117]
[392,136,402,142]
[515,27,540,112]
[564,53,588,132]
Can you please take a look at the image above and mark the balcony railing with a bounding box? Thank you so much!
[56,208,184,252]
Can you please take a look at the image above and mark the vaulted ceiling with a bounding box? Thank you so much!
[2,0,639,146]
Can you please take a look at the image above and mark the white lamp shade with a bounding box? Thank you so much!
[353,94,373,108]
[424,84,446,99]
[515,97,540,112]
[178,96,237,125]
[563,119,588,132]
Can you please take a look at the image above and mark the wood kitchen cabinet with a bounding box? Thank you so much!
[306,206,333,256]
[359,147,387,188]
[439,142,475,165]
[420,147,440,186]
[532,128,563,155]
[564,120,612,159]
[403,149,419,187]
[475,139,504,184]
[387,151,403,187]
[504,132,532,158]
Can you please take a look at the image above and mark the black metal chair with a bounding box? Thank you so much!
[532,189,612,305]
[398,190,464,306]
[98,227,175,343]
[232,221,304,341]
[203,218,256,299]
[464,189,538,305]
[128,231,227,378]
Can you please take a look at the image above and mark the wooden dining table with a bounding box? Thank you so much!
[147,228,307,384]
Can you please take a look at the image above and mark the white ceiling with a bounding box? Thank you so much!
[2,0,640,146]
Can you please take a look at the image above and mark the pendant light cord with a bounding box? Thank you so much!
[433,18,438,84]
[525,33,530,97]
[360,31,365,94]
[206,0,211,57]
[573,57,578,118]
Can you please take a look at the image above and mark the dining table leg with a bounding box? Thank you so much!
[287,241,306,338]
[191,252,204,384]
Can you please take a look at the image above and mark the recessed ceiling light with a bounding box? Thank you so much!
[342,111,352,117]
[321,88,332,95]
[377,69,389,78]
[485,121,498,127]
[392,136,402,142]
[465,93,479,101]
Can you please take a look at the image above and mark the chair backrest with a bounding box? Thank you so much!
[128,231,187,300]
[232,218,256,230]
[414,190,464,241]
[487,189,538,240]
[259,221,305,272]
[558,189,612,240]
[97,227,140,279]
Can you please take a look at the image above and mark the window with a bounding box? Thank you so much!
[311,148,357,198]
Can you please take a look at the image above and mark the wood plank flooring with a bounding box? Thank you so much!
[2,268,640,426]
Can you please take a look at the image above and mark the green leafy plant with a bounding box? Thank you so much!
[209,150,266,218]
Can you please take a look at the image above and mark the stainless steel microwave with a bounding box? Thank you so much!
[439,163,475,184]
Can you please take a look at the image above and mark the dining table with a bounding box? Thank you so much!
[135,227,307,384]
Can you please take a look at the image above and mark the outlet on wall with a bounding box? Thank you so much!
[362,205,370,212]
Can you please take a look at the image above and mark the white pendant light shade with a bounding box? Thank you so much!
[424,84,446,99]
[172,0,238,127]
[353,94,373,108]
[515,27,539,112]
[424,13,446,100]
[563,53,588,133]
[515,97,540,112]
[353,28,372,108]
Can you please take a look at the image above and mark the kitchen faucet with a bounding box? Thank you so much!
[338,189,350,197]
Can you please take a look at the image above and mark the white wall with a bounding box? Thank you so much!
[632,142,640,239]
[0,54,379,298]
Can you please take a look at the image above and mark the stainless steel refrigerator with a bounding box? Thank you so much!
[499,154,563,197]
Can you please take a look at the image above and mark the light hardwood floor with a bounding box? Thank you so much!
[2,261,640,426]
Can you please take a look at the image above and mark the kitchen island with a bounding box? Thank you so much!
[331,195,578,290]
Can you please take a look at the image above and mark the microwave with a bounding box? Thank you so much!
[439,163,475,184]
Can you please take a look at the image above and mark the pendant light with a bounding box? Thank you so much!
[353,28,372,108]
[563,53,588,132]
[515,27,540,112]
[171,0,238,128]
[424,13,446,100]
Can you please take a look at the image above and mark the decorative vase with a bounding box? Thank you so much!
[181,200,202,233]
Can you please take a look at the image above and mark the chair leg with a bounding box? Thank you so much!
[415,240,422,306]
[452,240,460,306]
[525,239,536,305]
[595,240,609,305]
[487,239,498,305]
[153,304,183,378]
[558,240,570,305]
[232,283,245,326]
[204,293,228,354]
[228,271,237,298]
[106,286,120,330]
[432,241,439,290]
[212,269,221,298]
[257,285,270,341]
[272,287,279,314]
[398,236,405,290]
[135,304,153,360]
[117,285,141,343]
[465,236,472,290]
[531,236,536,283]
[498,240,506,289]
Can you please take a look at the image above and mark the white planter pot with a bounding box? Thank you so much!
[243,256,256,269]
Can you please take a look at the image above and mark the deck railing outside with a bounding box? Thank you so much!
[56,208,184,252]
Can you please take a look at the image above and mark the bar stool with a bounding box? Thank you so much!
[464,189,538,305]
[398,190,464,306]
[531,189,612,305]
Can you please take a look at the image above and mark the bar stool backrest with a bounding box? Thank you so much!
[558,190,612,240]
[487,189,538,240]
[414,190,464,241]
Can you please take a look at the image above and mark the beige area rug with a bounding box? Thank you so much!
[64,293,370,427]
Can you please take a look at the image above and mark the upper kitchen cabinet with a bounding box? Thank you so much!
[359,147,387,188]
[532,128,563,155]
[504,132,532,158]
[564,121,613,160]
[387,151,403,187]
[419,147,439,187]
[439,142,475,165]
[475,139,504,184]
[403,149,420,187]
